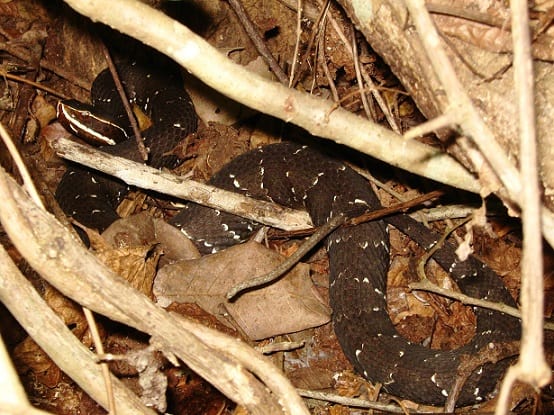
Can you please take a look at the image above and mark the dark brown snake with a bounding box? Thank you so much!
[55,58,521,406]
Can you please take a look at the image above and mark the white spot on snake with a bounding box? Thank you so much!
[91,177,98,184]
[354,198,368,205]
[291,187,296,194]
[377,333,382,337]
[338,165,346,171]
[222,224,229,231]
[477,366,483,375]
[203,241,213,247]
[91,209,102,214]
[441,389,449,397]
[372,307,380,312]
[179,228,193,239]
[333,195,338,201]
[233,179,241,188]
[354,277,359,283]
[399,351,404,357]
[90,194,97,198]
[355,349,362,358]
[360,241,369,249]
[363,370,368,377]
[362,277,369,283]
[229,173,235,179]
[431,373,438,385]
[448,262,457,273]
[474,387,480,396]
[312,177,319,186]
[173,122,181,127]
[215,209,221,216]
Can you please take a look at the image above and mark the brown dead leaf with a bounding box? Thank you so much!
[13,337,61,387]
[154,240,330,339]
[95,243,160,298]
[102,212,200,263]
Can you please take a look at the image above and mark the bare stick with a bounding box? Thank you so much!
[226,0,289,85]
[495,1,551,413]
[227,213,345,299]
[48,136,312,231]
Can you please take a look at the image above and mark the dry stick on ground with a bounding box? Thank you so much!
[226,0,289,85]
[494,1,551,413]
[0,168,309,415]
[48,135,313,231]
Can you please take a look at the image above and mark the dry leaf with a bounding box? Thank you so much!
[154,240,330,339]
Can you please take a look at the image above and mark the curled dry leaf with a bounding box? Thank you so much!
[154,240,331,340]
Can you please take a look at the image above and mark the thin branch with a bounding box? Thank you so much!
[226,0,289,85]
[494,0,551,412]
[227,213,345,299]
[403,0,520,201]
[100,45,148,161]
[48,135,312,231]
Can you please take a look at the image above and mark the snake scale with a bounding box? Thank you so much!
[55,56,521,406]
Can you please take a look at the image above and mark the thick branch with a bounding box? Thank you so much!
[0,167,308,415]
[62,0,481,196]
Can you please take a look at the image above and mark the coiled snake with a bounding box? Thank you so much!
[55,57,521,406]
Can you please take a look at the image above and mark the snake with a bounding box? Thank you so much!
[55,56,521,406]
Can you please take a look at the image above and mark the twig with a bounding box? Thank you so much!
[403,0,520,204]
[351,26,374,121]
[100,45,148,161]
[348,190,444,226]
[296,389,431,413]
[288,0,303,87]
[0,70,71,100]
[82,308,117,415]
[495,1,551,413]
[48,136,312,231]
[0,122,44,208]
[226,0,289,85]
[226,213,345,299]
[426,2,509,28]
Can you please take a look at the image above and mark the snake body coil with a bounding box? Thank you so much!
[56,59,520,406]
